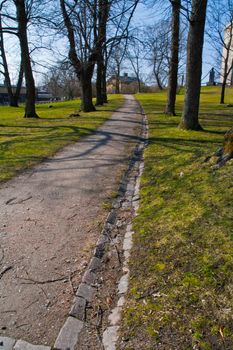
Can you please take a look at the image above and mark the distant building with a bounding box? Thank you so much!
[107,73,140,94]
[36,87,53,102]
[0,84,27,105]
[0,85,52,105]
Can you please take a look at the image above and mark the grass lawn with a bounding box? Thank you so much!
[120,86,233,350]
[0,95,123,182]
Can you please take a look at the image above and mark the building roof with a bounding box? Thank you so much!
[108,73,138,84]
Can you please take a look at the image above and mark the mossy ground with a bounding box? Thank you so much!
[120,86,233,350]
[0,95,123,182]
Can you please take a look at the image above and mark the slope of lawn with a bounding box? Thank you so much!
[120,86,233,350]
[0,95,123,182]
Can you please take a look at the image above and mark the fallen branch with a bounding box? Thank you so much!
[6,196,32,205]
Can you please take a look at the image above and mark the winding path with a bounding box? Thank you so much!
[0,95,142,346]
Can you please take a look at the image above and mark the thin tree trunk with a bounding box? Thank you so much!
[165,0,180,115]
[0,14,16,106]
[137,78,141,93]
[15,0,39,118]
[220,76,227,104]
[115,65,120,94]
[96,56,104,105]
[102,64,108,103]
[14,61,24,105]
[154,71,163,90]
[180,0,208,130]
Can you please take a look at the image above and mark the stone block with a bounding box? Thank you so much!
[54,317,83,350]
[13,340,50,350]
[0,337,16,350]
[76,283,94,302]
[82,270,96,285]
[123,237,133,251]
[69,296,86,321]
[108,306,122,326]
[102,326,119,350]
[107,210,117,225]
[118,273,129,294]
[89,257,101,271]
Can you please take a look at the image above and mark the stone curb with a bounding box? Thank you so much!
[0,336,51,350]
[102,103,148,350]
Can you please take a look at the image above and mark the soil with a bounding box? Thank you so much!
[0,95,142,346]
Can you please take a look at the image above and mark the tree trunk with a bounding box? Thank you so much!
[0,15,16,106]
[165,0,180,115]
[14,61,24,104]
[80,67,96,112]
[115,67,120,94]
[95,0,109,105]
[102,64,108,103]
[220,76,227,104]
[179,0,208,130]
[15,0,39,118]
[154,71,163,90]
[96,56,104,105]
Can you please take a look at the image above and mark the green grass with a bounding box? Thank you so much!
[120,86,233,350]
[0,95,123,182]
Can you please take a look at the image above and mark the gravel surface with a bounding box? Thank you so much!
[0,95,142,346]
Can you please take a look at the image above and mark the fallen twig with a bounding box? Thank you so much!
[67,213,78,220]
[0,246,4,265]
[6,196,32,205]
[19,276,68,285]
[0,266,13,280]
[69,273,76,295]
[25,299,39,310]
[5,197,17,205]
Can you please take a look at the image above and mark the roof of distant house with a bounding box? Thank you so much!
[108,73,138,84]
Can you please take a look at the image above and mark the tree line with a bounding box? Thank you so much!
[0,0,231,132]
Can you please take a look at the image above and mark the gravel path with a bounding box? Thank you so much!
[0,95,142,346]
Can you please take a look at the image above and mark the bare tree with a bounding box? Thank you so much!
[95,0,110,105]
[107,41,128,93]
[60,0,105,112]
[96,0,139,103]
[180,0,208,130]
[207,0,233,104]
[44,62,81,99]
[144,20,171,90]
[14,0,39,117]
[165,0,181,115]
[126,32,144,93]
[0,1,24,107]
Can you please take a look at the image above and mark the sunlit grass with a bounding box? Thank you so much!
[0,95,123,182]
[120,86,233,350]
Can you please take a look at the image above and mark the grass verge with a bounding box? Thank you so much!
[0,95,123,182]
[120,86,233,350]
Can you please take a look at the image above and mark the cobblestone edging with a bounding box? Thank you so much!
[0,102,148,350]
[102,108,148,350]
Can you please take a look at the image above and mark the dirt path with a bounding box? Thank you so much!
[0,95,142,346]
